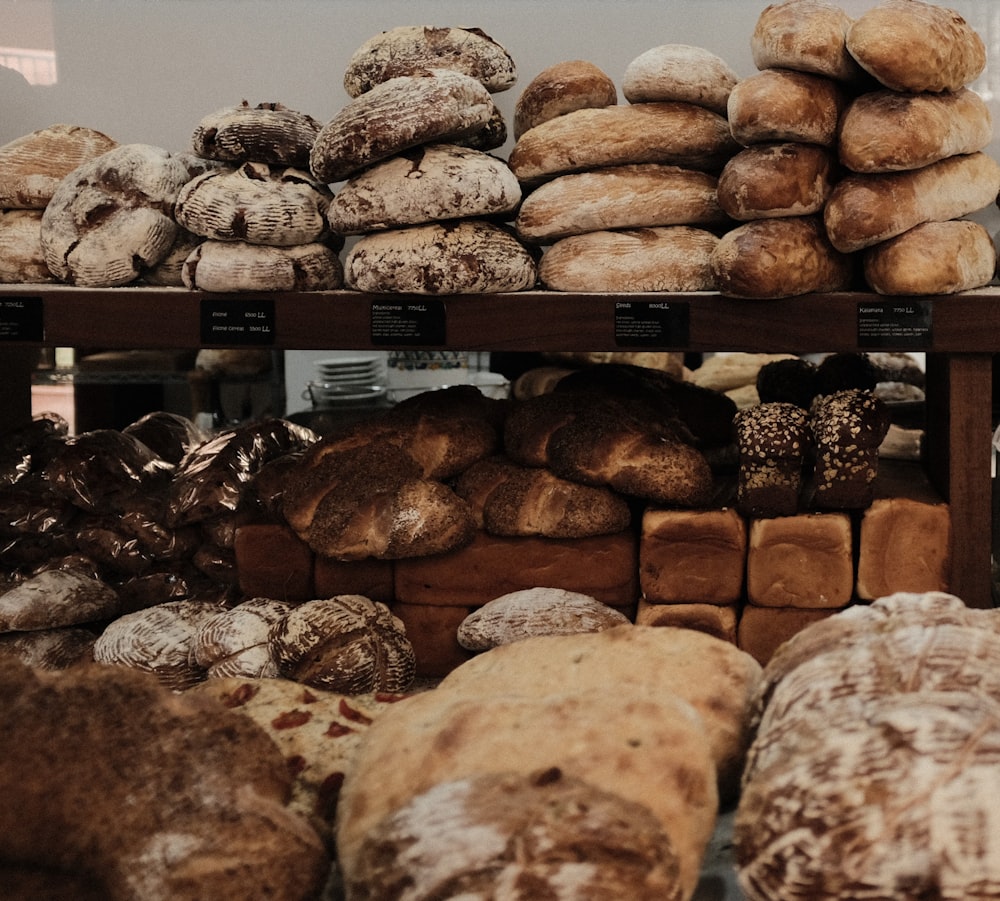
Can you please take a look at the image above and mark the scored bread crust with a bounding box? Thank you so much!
[190,101,322,168]
[513,59,617,139]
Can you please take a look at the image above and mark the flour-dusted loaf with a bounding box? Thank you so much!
[175,162,332,246]
[839,87,993,173]
[345,768,684,901]
[344,220,537,293]
[863,219,997,295]
[509,102,739,183]
[516,164,727,243]
[191,101,323,168]
[310,69,494,184]
[846,0,986,93]
[327,143,520,234]
[182,239,343,291]
[622,44,739,115]
[539,226,720,293]
[456,587,630,650]
[0,626,97,670]
[717,142,836,220]
[751,0,867,83]
[0,568,120,632]
[0,123,117,209]
[0,209,55,283]
[343,26,517,97]
[727,69,847,147]
[513,59,617,139]
[270,595,415,693]
[192,596,293,679]
[711,215,854,299]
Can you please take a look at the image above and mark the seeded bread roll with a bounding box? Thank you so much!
[839,87,992,174]
[191,101,322,168]
[622,44,739,115]
[846,0,986,93]
[717,142,837,220]
[863,219,997,295]
[727,69,848,147]
[734,402,812,519]
[513,59,617,139]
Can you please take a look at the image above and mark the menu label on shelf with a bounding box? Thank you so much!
[200,299,275,345]
[370,299,446,345]
[0,296,43,341]
[857,300,932,349]
[613,300,690,347]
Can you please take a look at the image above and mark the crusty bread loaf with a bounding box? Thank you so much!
[711,215,854,299]
[734,402,812,518]
[192,596,292,679]
[182,239,343,291]
[635,598,739,644]
[839,87,992,174]
[0,209,56,283]
[190,101,322,168]
[736,604,835,666]
[0,568,120,632]
[717,142,836,220]
[751,0,867,83]
[0,627,97,670]
[863,219,997,295]
[845,0,986,92]
[345,769,684,901]
[343,26,517,97]
[622,43,739,114]
[516,163,726,242]
[508,102,739,183]
[513,59,617,139]
[235,523,316,601]
[539,225,719,293]
[727,69,847,147]
[390,602,474,677]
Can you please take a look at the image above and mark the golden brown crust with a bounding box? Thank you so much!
[622,44,739,114]
[717,143,836,220]
[514,59,617,139]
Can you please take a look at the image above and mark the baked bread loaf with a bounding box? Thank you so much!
[711,215,854,299]
[0,658,328,901]
[310,69,494,183]
[736,604,833,666]
[839,87,992,173]
[516,164,727,243]
[343,26,516,97]
[513,59,617,139]
[862,219,997,295]
[539,225,719,292]
[0,626,97,670]
[622,44,739,114]
[0,568,120,632]
[270,595,415,693]
[508,102,739,183]
[717,142,836,220]
[456,587,629,650]
[635,599,739,644]
[0,123,117,209]
[326,143,521,234]
[345,768,684,901]
[751,0,867,83]
[343,219,537,293]
[190,101,322,167]
[755,357,821,408]
[181,238,342,291]
[846,0,986,92]
[0,209,55,283]
[734,402,812,518]
[192,596,292,678]
[175,162,332,246]
[727,69,847,147]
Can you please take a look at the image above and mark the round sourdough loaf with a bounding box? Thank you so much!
[0,209,55,283]
[863,220,997,295]
[515,164,726,243]
[310,69,494,183]
[838,87,992,173]
[182,239,342,291]
[335,687,718,899]
[343,220,537,293]
[623,44,739,114]
[751,0,868,83]
[0,123,117,209]
[846,0,986,92]
[508,102,739,183]
[343,26,516,97]
[538,225,719,292]
[192,596,293,679]
[513,59,617,139]
[191,101,322,168]
[711,215,854,298]
[727,69,847,147]
[345,769,684,901]
[0,568,120,632]
[717,142,837,220]
[326,143,521,234]
[824,151,1000,252]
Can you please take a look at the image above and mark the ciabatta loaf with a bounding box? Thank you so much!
[623,43,739,115]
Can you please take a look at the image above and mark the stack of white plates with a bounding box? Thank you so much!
[302,354,387,406]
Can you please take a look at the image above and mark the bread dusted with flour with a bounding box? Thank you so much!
[191,101,322,168]
[622,43,739,114]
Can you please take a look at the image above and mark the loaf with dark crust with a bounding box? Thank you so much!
[191,101,322,168]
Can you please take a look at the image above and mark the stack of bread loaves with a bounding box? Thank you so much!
[736,591,1000,900]
[309,26,537,294]
[511,46,740,291]
[176,101,344,292]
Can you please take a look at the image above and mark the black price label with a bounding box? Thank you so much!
[0,296,43,341]
[200,298,275,345]
[857,300,933,349]
[371,299,447,345]
[613,300,690,347]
